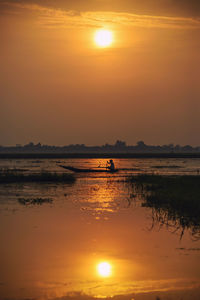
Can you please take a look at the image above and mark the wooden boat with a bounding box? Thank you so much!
[59,165,118,173]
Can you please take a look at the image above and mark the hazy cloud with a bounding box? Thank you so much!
[40,285,200,300]
[52,292,134,300]
[1,1,200,29]
[1,0,200,17]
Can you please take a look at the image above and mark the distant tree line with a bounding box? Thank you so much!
[0,140,200,153]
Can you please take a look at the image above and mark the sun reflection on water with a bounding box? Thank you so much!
[78,161,126,220]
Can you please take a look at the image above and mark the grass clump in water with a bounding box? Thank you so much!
[0,169,75,183]
[18,197,53,206]
[129,174,200,240]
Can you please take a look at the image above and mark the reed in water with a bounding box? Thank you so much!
[128,174,200,240]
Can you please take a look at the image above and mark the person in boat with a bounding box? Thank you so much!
[107,159,115,171]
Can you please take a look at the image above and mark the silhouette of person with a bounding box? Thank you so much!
[107,159,115,171]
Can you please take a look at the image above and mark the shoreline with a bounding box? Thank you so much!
[0,152,200,159]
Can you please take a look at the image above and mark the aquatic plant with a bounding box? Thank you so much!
[0,169,75,183]
[18,197,53,206]
[128,175,200,240]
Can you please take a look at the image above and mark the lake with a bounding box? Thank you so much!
[0,158,200,300]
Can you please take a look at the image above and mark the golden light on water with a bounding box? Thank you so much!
[94,30,113,47]
[97,262,112,277]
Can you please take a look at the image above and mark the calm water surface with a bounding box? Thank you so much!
[0,158,200,300]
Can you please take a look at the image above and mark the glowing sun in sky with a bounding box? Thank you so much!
[97,262,112,277]
[94,30,113,47]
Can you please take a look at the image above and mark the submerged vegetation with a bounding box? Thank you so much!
[129,175,200,240]
[0,169,75,183]
[18,197,53,206]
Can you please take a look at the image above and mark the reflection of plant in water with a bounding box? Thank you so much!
[129,175,200,240]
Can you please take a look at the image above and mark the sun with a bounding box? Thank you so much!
[94,30,113,47]
[97,262,112,277]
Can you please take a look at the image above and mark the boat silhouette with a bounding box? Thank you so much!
[59,165,118,173]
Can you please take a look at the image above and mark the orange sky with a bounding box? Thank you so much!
[0,0,200,146]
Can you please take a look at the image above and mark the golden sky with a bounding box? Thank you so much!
[0,0,200,146]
